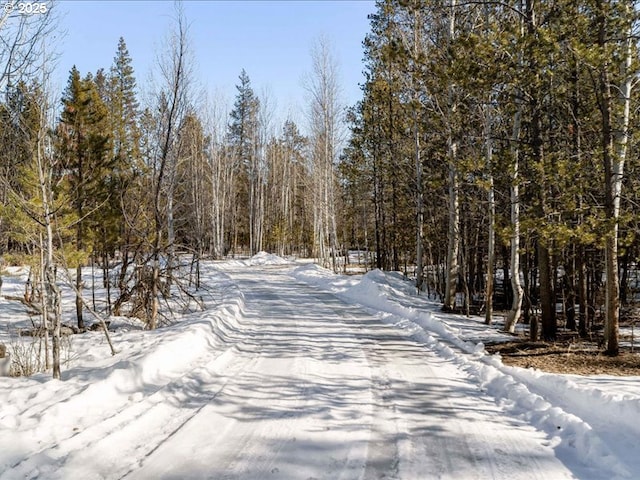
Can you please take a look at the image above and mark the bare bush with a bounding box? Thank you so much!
[5,331,73,377]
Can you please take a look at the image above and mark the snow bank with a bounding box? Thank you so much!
[215,252,291,269]
[291,264,636,479]
[74,268,247,385]
[248,251,290,266]
[0,266,249,476]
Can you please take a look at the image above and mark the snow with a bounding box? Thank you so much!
[246,251,291,266]
[292,264,640,478]
[215,251,292,269]
[0,257,638,479]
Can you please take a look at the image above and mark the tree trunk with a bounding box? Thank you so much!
[485,104,495,325]
[565,248,577,331]
[596,0,632,355]
[538,241,556,341]
[76,263,83,330]
[577,244,588,337]
[414,111,424,292]
[35,103,62,379]
[504,0,525,333]
[443,0,459,312]
[444,153,459,311]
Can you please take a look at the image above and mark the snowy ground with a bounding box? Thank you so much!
[0,253,638,479]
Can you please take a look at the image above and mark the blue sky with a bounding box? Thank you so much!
[54,0,375,124]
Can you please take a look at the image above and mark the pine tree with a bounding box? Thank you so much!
[109,37,140,165]
[57,67,111,329]
[105,37,141,312]
[228,69,261,254]
[591,0,637,355]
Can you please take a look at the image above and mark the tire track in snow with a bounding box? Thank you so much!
[1,271,249,480]
[191,272,375,480]
[209,267,573,480]
[2,343,260,480]
[118,350,262,479]
[124,268,379,480]
[291,265,580,479]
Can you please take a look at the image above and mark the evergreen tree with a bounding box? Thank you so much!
[109,37,140,165]
[57,66,111,329]
[228,69,261,254]
[105,37,141,312]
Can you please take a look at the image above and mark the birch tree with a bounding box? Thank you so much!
[264,120,308,255]
[204,94,232,259]
[174,110,210,286]
[3,82,64,378]
[503,0,526,333]
[305,36,343,271]
[442,0,461,312]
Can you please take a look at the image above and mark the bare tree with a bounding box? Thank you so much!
[254,87,276,254]
[264,118,308,256]
[35,89,62,378]
[0,1,56,91]
[174,110,209,286]
[147,1,193,329]
[203,92,231,259]
[305,36,343,271]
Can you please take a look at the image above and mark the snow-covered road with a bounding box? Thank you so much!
[0,261,595,479]
[126,266,574,479]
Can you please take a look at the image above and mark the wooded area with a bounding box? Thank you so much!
[1,0,639,381]
[341,0,640,357]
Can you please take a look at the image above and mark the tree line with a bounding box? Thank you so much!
[341,0,639,356]
[0,5,342,377]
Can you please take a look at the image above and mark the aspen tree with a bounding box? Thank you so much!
[594,0,636,355]
[305,36,343,271]
[503,0,526,334]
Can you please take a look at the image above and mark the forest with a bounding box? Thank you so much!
[340,0,640,357]
[0,0,639,382]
